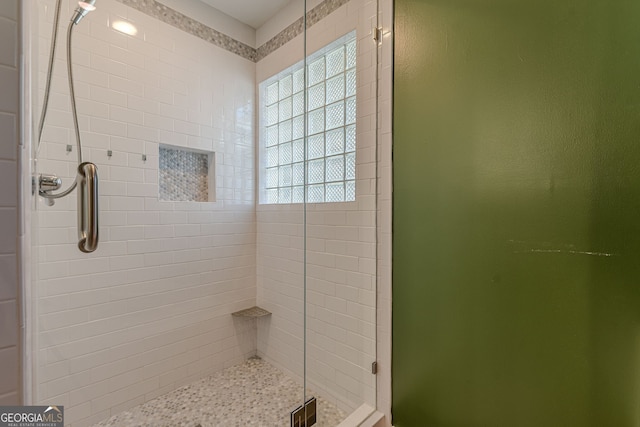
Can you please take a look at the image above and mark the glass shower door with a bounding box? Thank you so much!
[26,0,384,424]
[255,0,310,425]
[302,0,380,424]
[30,0,309,425]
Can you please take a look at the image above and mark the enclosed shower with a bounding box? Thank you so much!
[22,0,390,425]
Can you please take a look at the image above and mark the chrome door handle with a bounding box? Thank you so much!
[77,162,99,253]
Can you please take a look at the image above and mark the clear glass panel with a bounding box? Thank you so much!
[31,2,379,426]
[304,5,378,425]
[262,2,309,425]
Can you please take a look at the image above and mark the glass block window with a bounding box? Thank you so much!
[260,31,356,204]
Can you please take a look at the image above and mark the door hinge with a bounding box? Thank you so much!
[372,361,378,375]
[291,397,316,427]
[373,27,383,44]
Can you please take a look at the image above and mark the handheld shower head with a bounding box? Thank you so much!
[71,0,97,25]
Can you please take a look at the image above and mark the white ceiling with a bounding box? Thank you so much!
[198,0,291,29]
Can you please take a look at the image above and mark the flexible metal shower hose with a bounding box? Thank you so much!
[38,0,86,199]
[37,0,62,146]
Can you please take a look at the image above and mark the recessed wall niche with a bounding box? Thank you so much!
[159,145,215,202]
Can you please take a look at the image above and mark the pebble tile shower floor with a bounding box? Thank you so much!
[91,357,346,427]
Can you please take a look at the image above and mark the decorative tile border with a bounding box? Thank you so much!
[115,0,352,62]
[115,0,256,61]
[256,0,351,61]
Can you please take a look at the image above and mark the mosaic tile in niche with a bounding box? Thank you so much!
[159,146,210,202]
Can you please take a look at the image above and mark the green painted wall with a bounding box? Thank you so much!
[392,0,640,426]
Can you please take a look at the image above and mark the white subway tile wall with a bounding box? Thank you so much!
[34,0,255,425]
[0,0,21,406]
[256,0,379,416]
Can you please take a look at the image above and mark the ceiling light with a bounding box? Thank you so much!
[112,20,137,36]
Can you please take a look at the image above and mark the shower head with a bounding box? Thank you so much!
[71,0,97,25]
